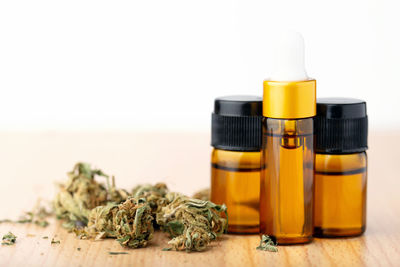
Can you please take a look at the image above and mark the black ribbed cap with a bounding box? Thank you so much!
[316,98,368,154]
[211,95,262,151]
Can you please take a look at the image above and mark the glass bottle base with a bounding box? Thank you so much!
[313,226,365,238]
[272,235,313,245]
[228,224,259,234]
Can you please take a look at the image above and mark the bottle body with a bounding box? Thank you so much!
[211,149,260,234]
[313,152,367,237]
[260,117,314,244]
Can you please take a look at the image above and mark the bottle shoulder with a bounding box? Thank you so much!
[211,148,260,169]
[316,152,367,172]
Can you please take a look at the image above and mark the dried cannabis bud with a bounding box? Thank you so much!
[113,197,154,248]
[156,193,227,252]
[53,163,128,230]
[82,202,119,240]
[192,188,210,201]
[131,183,169,215]
[256,235,278,252]
[2,232,17,245]
[29,162,230,252]
[81,197,154,249]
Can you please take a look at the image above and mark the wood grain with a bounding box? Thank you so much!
[0,131,399,267]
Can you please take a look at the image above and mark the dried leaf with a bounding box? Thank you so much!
[156,193,227,252]
[53,163,128,231]
[1,199,52,228]
[1,232,17,245]
[51,238,61,244]
[256,235,278,252]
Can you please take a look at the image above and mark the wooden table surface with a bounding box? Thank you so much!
[0,131,399,267]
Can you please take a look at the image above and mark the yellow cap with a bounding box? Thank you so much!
[263,79,316,119]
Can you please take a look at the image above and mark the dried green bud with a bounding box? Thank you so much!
[114,197,154,248]
[1,232,17,245]
[79,197,154,249]
[256,235,278,252]
[53,163,128,230]
[84,202,119,240]
[167,226,213,252]
[192,188,210,201]
[156,193,227,252]
[131,183,169,215]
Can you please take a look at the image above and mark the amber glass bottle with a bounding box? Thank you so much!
[211,149,260,233]
[314,98,368,237]
[210,95,262,234]
[260,80,316,245]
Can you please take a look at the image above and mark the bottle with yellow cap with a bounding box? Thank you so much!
[260,31,316,245]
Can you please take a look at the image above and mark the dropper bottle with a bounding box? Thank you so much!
[259,31,316,244]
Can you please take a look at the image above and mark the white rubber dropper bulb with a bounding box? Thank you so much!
[270,31,308,81]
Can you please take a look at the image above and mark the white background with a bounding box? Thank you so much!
[0,0,399,132]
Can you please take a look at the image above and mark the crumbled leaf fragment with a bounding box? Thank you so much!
[77,247,81,251]
[256,235,278,252]
[42,236,48,239]
[109,252,129,255]
[1,232,17,245]
[35,220,49,227]
[51,238,60,244]
[0,200,52,227]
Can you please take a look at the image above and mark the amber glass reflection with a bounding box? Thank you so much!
[211,149,260,234]
[314,152,367,237]
[260,118,314,244]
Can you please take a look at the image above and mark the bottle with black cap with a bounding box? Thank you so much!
[211,95,262,234]
[313,98,368,237]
